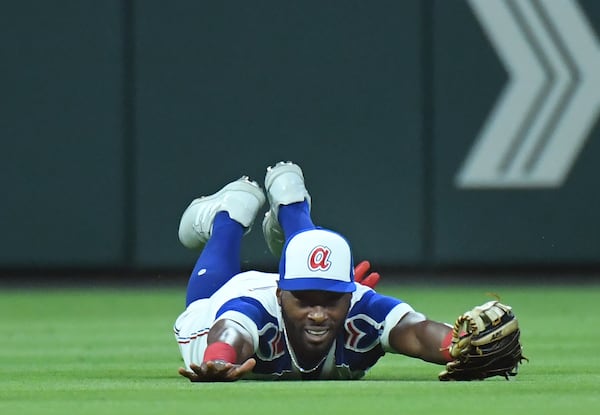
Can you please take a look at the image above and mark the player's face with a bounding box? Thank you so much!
[278,289,351,369]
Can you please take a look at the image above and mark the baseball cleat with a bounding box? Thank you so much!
[178,176,266,250]
[262,161,311,257]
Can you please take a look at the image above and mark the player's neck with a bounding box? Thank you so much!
[282,326,331,373]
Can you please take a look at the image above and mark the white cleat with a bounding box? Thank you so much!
[262,211,286,258]
[262,161,311,257]
[178,176,266,250]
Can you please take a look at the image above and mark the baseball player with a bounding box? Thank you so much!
[174,162,524,381]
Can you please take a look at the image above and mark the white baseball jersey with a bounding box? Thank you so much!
[174,270,413,380]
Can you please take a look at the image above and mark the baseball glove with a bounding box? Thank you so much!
[438,301,526,381]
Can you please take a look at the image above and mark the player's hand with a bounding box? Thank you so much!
[178,358,256,382]
[354,260,381,289]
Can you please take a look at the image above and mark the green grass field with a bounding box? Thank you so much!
[1,282,598,415]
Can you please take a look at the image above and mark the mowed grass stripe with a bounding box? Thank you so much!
[0,284,598,415]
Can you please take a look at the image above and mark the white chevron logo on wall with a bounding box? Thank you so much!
[456,0,600,188]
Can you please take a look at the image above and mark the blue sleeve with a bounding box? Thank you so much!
[215,296,284,364]
[350,290,403,321]
[215,296,275,330]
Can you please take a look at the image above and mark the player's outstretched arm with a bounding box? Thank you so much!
[387,311,452,365]
[178,319,256,382]
[388,302,526,381]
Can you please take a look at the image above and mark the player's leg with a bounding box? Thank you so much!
[178,177,265,306]
[262,161,314,257]
[278,200,314,236]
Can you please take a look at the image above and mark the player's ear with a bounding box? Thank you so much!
[276,288,282,306]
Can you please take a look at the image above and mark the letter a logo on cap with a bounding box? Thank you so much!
[278,229,355,293]
[308,246,331,271]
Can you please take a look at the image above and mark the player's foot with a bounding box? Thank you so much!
[262,161,311,257]
[178,176,266,250]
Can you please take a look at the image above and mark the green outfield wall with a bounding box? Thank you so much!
[1,1,599,272]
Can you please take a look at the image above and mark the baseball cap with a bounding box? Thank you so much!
[278,228,356,293]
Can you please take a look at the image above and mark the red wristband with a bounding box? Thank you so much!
[440,330,454,362]
[440,329,468,361]
[203,342,237,363]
